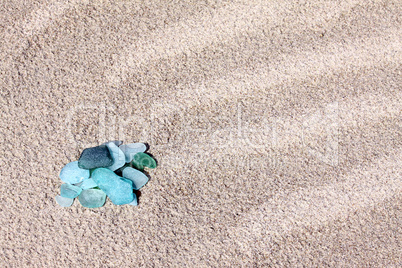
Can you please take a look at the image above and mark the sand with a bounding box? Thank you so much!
[0,0,401,266]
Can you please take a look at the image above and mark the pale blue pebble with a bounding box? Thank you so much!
[122,167,149,190]
[55,195,74,207]
[92,168,134,205]
[106,142,126,171]
[59,161,90,184]
[60,183,82,199]
[119,143,147,163]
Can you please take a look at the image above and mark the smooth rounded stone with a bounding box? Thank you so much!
[55,195,74,207]
[60,183,82,199]
[78,145,114,169]
[105,142,126,171]
[101,140,123,146]
[132,152,157,169]
[80,178,98,189]
[78,189,106,208]
[127,193,138,206]
[119,143,147,163]
[122,167,149,190]
[59,161,90,184]
[91,168,134,205]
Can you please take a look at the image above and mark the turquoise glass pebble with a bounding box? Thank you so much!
[91,168,134,205]
[78,189,106,208]
[60,183,82,199]
[122,167,149,190]
[59,161,90,184]
[78,145,114,169]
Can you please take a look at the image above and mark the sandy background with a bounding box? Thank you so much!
[0,0,401,266]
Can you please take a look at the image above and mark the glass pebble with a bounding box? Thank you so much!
[105,142,126,171]
[78,145,114,169]
[55,195,74,207]
[92,168,134,205]
[60,183,82,199]
[132,152,157,170]
[78,189,106,208]
[122,167,149,190]
[59,161,90,184]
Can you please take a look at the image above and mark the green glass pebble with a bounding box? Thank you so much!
[91,168,134,205]
[78,145,114,169]
[120,143,147,163]
[55,195,74,207]
[59,161,90,184]
[80,178,98,189]
[60,183,82,199]
[78,189,106,208]
[105,142,126,171]
[132,152,157,169]
[122,167,149,190]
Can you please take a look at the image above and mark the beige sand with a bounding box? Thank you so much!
[0,0,401,266]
